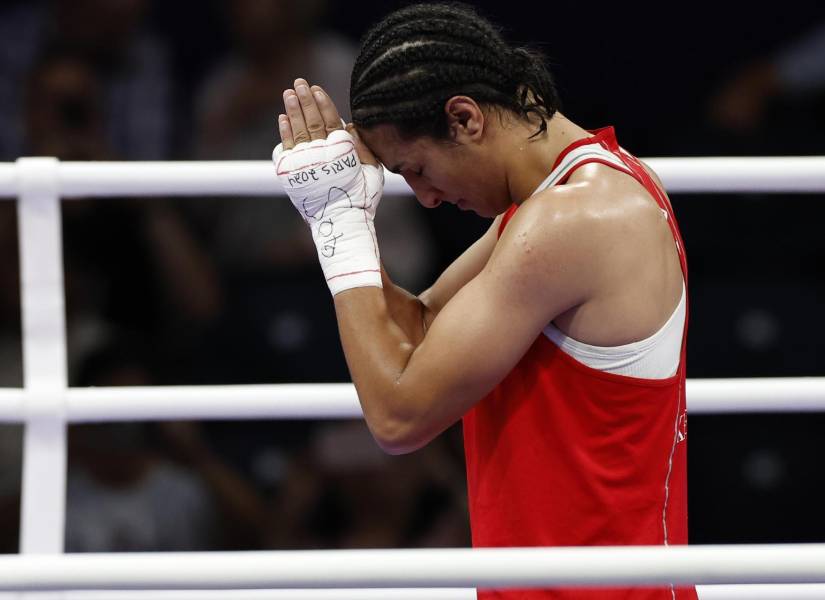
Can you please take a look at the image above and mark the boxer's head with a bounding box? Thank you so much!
[350,2,562,217]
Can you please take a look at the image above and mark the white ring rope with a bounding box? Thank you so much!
[1,377,825,423]
[0,587,824,600]
[1,156,825,198]
[0,545,824,591]
[0,592,477,600]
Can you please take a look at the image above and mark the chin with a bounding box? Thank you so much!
[475,205,496,218]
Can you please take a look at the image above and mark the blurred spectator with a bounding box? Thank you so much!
[0,0,172,161]
[183,0,435,387]
[191,0,357,280]
[19,50,223,383]
[59,193,224,385]
[264,420,470,549]
[66,339,268,551]
[191,0,433,287]
[194,0,352,160]
[67,421,217,552]
[708,21,825,134]
[24,51,112,160]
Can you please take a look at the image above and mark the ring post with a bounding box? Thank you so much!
[16,157,68,555]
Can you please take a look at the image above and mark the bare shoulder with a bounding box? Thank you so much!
[499,173,658,258]
[490,175,662,302]
[484,185,614,321]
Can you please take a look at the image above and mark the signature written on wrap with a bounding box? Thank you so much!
[284,153,358,187]
[286,151,360,258]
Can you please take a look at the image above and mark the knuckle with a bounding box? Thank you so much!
[307,121,325,135]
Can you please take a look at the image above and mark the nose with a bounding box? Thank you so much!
[419,192,442,209]
[404,175,442,209]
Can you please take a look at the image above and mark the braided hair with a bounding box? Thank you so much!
[350,2,562,142]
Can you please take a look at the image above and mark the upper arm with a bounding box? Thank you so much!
[387,199,595,453]
[418,214,502,318]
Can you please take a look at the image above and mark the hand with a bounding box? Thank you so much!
[273,78,385,295]
[277,78,380,167]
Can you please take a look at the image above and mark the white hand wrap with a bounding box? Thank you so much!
[272,128,384,296]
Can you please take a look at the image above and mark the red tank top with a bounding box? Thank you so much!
[462,126,696,600]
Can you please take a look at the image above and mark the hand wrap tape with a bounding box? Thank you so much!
[273,128,385,295]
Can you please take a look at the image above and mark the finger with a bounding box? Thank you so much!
[277,113,294,150]
[310,85,344,135]
[294,78,326,141]
[283,88,309,146]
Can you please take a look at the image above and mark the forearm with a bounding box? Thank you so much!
[335,262,486,453]
[380,263,435,346]
[333,286,422,451]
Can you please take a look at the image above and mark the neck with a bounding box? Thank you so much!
[502,111,595,205]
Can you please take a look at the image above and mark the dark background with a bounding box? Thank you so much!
[0,0,823,553]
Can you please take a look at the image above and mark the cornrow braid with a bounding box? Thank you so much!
[350,2,562,142]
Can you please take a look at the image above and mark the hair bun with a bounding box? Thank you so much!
[509,47,534,78]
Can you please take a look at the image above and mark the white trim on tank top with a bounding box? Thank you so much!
[531,143,631,196]
[543,278,685,379]
[533,138,685,379]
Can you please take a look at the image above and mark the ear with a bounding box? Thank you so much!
[444,96,484,144]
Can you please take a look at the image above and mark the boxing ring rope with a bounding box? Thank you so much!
[1,545,825,590]
[2,156,825,198]
[1,156,825,600]
[3,591,825,600]
[2,378,825,423]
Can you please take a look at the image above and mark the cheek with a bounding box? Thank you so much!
[430,167,471,193]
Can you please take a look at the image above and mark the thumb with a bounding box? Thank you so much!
[346,123,381,168]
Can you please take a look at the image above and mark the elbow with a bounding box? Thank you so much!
[369,414,430,456]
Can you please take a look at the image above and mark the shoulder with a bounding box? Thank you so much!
[490,177,658,307]
[498,177,642,262]
[483,189,600,323]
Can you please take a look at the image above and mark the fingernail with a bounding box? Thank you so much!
[313,90,324,101]
[286,95,299,108]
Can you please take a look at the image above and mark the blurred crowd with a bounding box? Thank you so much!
[1,0,825,552]
[0,0,452,554]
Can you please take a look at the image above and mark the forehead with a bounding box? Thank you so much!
[357,124,435,168]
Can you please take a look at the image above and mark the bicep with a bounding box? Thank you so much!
[402,266,547,417]
[394,209,589,450]
[418,215,502,318]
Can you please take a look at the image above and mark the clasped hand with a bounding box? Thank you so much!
[272,78,385,295]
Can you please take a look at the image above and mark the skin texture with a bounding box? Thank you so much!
[278,78,684,455]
